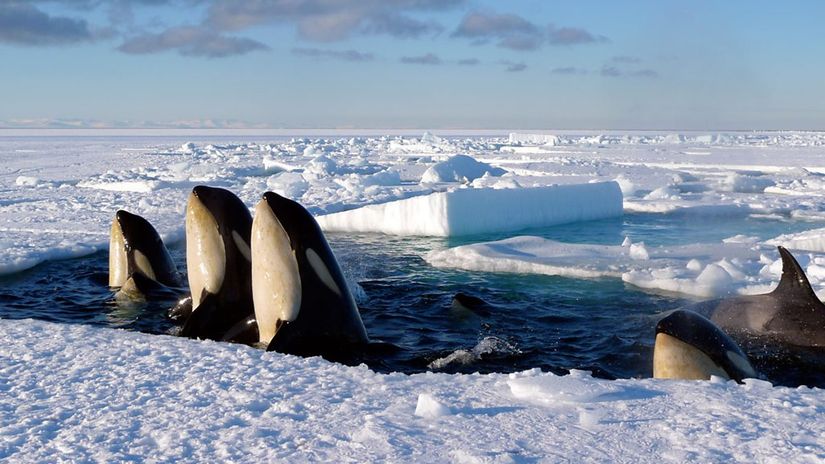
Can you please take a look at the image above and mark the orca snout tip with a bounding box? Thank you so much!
[114,209,143,228]
[192,185,210,198]
[262,190,285,203]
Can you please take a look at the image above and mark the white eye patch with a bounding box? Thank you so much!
[232,230,252,262]
[133,249,157,281]
[306,248,341,296]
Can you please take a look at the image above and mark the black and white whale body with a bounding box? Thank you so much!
[109,209,180,298]
[179,185,255,342]
[251,191,368,356]
[654,310,757,382]
[687,246,825,348]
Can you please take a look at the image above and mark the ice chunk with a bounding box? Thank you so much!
[508,132,559,146]
[420,154,506,184]
[415,394,451,418]
[629,242,650,260]
[420,131,443,144]
[644,185,681,200]
[508,370,622,404]
[720,174,775,193]
[578,408,605,428]
[266,172,309,199]
[317,182,623,237]
[15,176,39,187]
[767,227,825,252]
[614,174,637,197]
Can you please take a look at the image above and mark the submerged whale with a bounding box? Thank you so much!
[654,309,757,382]
[251,191,369,355]
[178,186,255,342]
[109,209,180,298]
[687,246,825,348]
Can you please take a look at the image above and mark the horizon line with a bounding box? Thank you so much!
[2,128,823,137]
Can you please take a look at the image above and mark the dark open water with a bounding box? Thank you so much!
[2,212,824,387]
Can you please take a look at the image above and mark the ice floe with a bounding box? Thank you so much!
[317,182,623,237]
[426,235,825,298]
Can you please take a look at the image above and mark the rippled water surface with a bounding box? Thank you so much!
[2,212,824,386]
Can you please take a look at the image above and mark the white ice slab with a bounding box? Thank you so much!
[508,132,560,146]
[316,181,623,237]
[424,235,814,298]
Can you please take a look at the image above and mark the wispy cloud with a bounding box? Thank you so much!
[547,24,608,45]
[207,0,463,42]
[612,55,641,64]
[452,12,542,50]
[600,65,659,79]
[630,69,659,78]
[601,66,622,77]
[292,47,375,62]
[452,11,606,51]
[362,13,443,39]
[504,61,527,72]
[552,66,588,75]
[400,53,442,65]
[118,26,269,58]
[0,3,94,46]
[457,58,480,66]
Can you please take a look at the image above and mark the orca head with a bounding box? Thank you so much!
[186,186,253,309]
[109,209,178,288]
[261,191,345,296]
[250,192,304,344]
[653,310,757,382]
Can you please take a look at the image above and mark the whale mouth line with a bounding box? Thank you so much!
[186,191,227,310]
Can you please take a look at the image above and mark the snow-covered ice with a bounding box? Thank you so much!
[1,318,823,463]
[426,235,823,298]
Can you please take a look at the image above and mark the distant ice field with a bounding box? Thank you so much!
[2,132,825,461]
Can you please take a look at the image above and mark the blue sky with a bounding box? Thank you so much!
[1,0,823,130]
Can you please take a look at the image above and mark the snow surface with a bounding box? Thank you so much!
[1,317,823,463]
[4,131,825,460]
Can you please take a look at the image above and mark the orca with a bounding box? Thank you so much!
[654,310,757,382]
[109,209,180,298]
[251,191,368,355]
[687,246,825,348]
[451,292,493,317]
[179,185,255,342]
